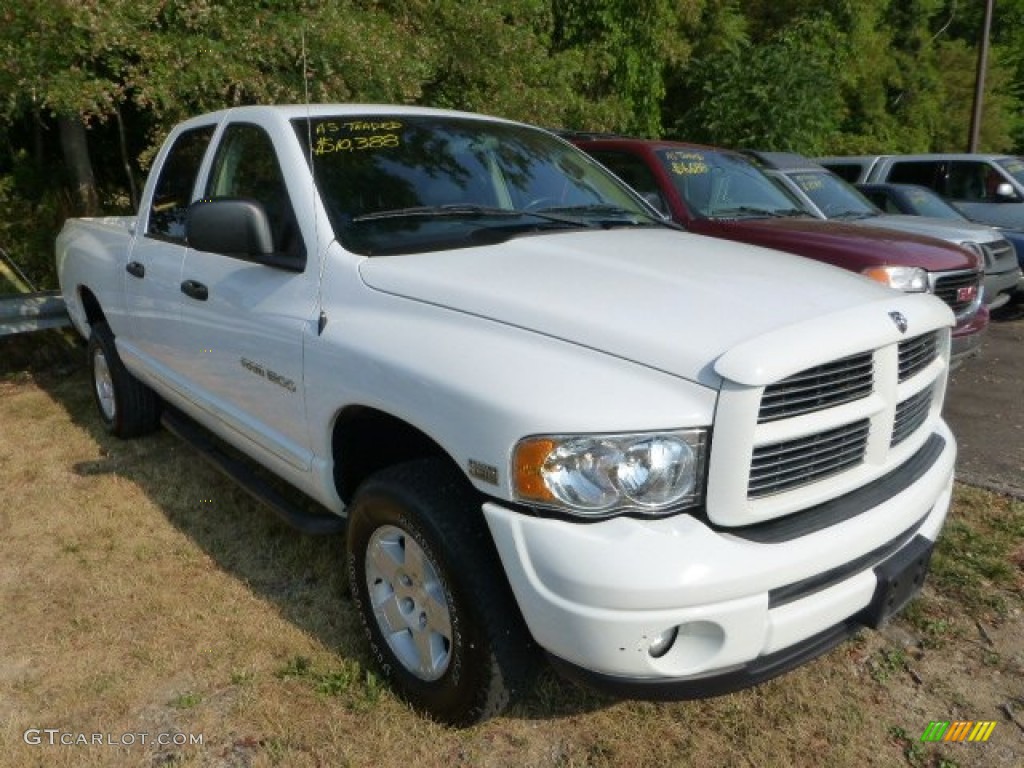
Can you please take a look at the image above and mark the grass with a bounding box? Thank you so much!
[0,358,1021,767]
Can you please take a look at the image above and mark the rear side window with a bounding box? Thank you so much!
[827,164,863,183]
[146,126,215,242]
[588,150,669,215]
[887,161,944,193]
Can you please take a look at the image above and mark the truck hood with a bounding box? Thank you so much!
[357,228,944,387]
[692,216,974,273]
[845,214,1003,246]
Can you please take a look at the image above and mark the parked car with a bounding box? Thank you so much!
[57,105,959,724]
[816,153,1024,231]
[567,135,988,365]
[747,152,1021,309]
[858,182,1024,296]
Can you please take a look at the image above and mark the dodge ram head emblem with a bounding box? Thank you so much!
[889,311,908,334]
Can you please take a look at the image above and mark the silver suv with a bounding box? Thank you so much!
[816,153,1024,231]
[751,152,1021,308]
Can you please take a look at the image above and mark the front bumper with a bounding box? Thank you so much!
[483,422,955,695]
[950,304,988,366]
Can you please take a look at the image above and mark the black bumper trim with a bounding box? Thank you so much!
[547,619,861,702]
[768,514,928,608]
[719,433,946,544]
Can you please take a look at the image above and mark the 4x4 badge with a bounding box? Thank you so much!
[889,311,908,334]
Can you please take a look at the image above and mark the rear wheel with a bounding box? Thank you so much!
[346,458,536,725]
[88,323,160,438]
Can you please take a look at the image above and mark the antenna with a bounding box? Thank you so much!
[302,28,329,335]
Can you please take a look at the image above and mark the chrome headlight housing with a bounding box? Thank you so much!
[861,265,929,293]
[512,429,708,517]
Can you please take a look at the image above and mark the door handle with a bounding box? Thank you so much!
[180,279,209,301]
[125,261,145,278]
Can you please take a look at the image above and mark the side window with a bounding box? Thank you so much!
[589,150,669,215]
[947,161,992,201]
[146,126,215,242]
[828,164,862,183]
[950,161,1009,201]
[206,123,306,264]
[860,189,894,212]
[887,161,945,194]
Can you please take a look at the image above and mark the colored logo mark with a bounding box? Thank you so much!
[920,721,996,742]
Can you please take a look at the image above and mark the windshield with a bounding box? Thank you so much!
[901,186,967,220]
[996,157,1024,186]
[787,171,878,218]
[293,116,659,255]
[654,148,806,219]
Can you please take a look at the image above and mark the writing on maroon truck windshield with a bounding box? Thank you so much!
[664,150,708,176]
[792,173,824,192]
[313,120,402,156]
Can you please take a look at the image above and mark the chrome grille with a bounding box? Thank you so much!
[749,420,870,499]
[892,387,933,447]
[759,353,873,423]
[933,271,981,315]
[981,239,1015,269]
[898,332,938,381]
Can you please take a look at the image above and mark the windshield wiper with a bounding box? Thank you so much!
[352,204,594,228]
[352,204,520,222]
[712,205,799,219]
[534,203,665,228]
[831,211,877,221]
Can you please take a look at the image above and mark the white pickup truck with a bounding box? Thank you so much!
[57,105,957,725]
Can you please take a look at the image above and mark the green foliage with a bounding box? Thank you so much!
[552,0,700,135]
[668,17,844,153]
[3,0,1024,284]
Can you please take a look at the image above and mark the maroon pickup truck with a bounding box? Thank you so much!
[569,136,988,365]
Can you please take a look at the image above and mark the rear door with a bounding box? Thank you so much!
[124,124,216,378]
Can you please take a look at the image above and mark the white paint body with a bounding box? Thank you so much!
[57,105,956,689]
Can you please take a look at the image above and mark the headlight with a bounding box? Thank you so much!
[861,265,929,292]
[512,430,707,517]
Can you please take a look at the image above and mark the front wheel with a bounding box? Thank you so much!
[346,458,536,726]
[88,322,160,438]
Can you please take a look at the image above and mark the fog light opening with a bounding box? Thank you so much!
[648,626,679,658]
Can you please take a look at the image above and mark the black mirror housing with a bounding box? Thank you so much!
[187,198,275,257]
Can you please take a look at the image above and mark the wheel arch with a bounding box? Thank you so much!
[78,285,106,332]
[331,405,454,504]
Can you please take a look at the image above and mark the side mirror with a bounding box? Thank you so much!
[186,198,303,271]
[995,182,1017,201]
[187,198,274,257]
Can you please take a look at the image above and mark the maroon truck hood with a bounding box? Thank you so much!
[688,217,974,272]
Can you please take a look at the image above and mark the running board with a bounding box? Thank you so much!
[160,408,346,535]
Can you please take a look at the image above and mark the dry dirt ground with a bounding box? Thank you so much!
[0,319,1021,768]
[944,301,1024,499]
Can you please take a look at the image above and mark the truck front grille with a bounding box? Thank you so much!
[749,420,870,499]
[759,353,873,423]
[898,332,938,381]
[892,386,933,447]
[981,239,1015,269]
[932,270,982,315]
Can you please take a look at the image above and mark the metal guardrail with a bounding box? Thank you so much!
[0,291,71,336]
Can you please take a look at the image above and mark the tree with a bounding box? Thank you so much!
[668,17,844,153]
[551,0,699,136]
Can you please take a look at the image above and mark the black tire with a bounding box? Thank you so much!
[346,458,537,726]
[87,322,160,438]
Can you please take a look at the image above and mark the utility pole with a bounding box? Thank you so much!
[968,0,995,152]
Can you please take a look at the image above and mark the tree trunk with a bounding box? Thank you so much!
[58,115,99,215]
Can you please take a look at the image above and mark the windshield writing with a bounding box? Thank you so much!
[656,149,804,219]
[294,116,656,255]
